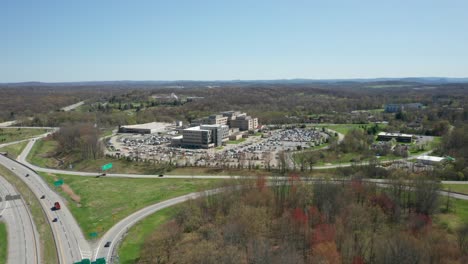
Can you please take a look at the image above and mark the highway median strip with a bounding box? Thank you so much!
[0,164,58,264]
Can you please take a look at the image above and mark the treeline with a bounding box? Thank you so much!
[10,82,468,127]
[53,123,103,160]
[435,125,468,180]
[137,175,467,264]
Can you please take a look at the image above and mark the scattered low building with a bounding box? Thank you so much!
[229,133,243,141]
[118,122,172,134]
[377,132,413,143]
[385,103,423,113]
[416,155,445,165]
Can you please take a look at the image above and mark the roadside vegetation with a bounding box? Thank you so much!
[0,128,47,144]
[0,222,6,264]
[118,206,180,264]
[227,138,246,144]
[38,172,220,238]
[436,198,468,233]
[0,165,58,264]
[0,141,28,159]
[136,176,468,264]
[442,184,468,195]
[434,125,468,181]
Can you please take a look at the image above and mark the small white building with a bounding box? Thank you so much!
[416,155,445,165]
[118,122,172,134]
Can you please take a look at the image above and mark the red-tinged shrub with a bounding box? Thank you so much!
[311,241,341,264]
[292,208,308,225]
[351,179,364,193]
[408,213,432,235]
[288,173,301,184]
[352,256,365,264]
[311,223,336,245]
[369,193,395,216]
[308,206,325,226]
[256,176,266,191]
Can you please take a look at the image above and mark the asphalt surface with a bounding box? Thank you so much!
[0,155,92,263]
[0,176,40,264]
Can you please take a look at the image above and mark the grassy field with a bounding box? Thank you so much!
[118,206,179,264]
[442,184,468,195]
[166,167,280,177]
[0,141,28,159]
[0,165,58,264]
[28,138,171,174]
[27,138,58,168]
[310,123,386,135]
[435,198,468,233]
[0,222,6,264]
[227,138,246,144]
[0,128,48,144]
[38,172,220,238]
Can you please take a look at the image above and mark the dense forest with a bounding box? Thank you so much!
[137,176,467,264]
[3,81,467,131]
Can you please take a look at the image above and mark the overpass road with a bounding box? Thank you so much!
[0,176,40,264]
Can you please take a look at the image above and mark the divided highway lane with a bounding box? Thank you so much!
[0,176,40,264]
[0,155,92,263]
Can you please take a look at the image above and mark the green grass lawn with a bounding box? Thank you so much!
[435,198,468,233]
[0,222,7,264]
[310,123,387,135]
[0,128,48,144]
[0,165,58,264]
[118,206,179,264]
[38,172,220,239]
[100,128,116,138]
[28,138,171,174]
[0,141,28,159]
[27,138,58,168]
[227,138,246,144]
[442,184,468,195]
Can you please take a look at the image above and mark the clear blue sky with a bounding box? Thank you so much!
[1,0,467,82]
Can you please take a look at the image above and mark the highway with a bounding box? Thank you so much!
[0,176,40,264]
[3,131,468,263]
[0,155,92,263]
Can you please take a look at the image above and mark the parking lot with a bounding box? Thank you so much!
[106,128,329,169]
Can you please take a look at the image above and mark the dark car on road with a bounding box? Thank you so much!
[104,241,111,247]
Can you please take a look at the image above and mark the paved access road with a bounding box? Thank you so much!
[94,190,220,261]
[0,176,40,264]
[0,155,92,263]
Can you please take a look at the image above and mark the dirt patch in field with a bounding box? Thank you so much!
[61,184,81,203]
